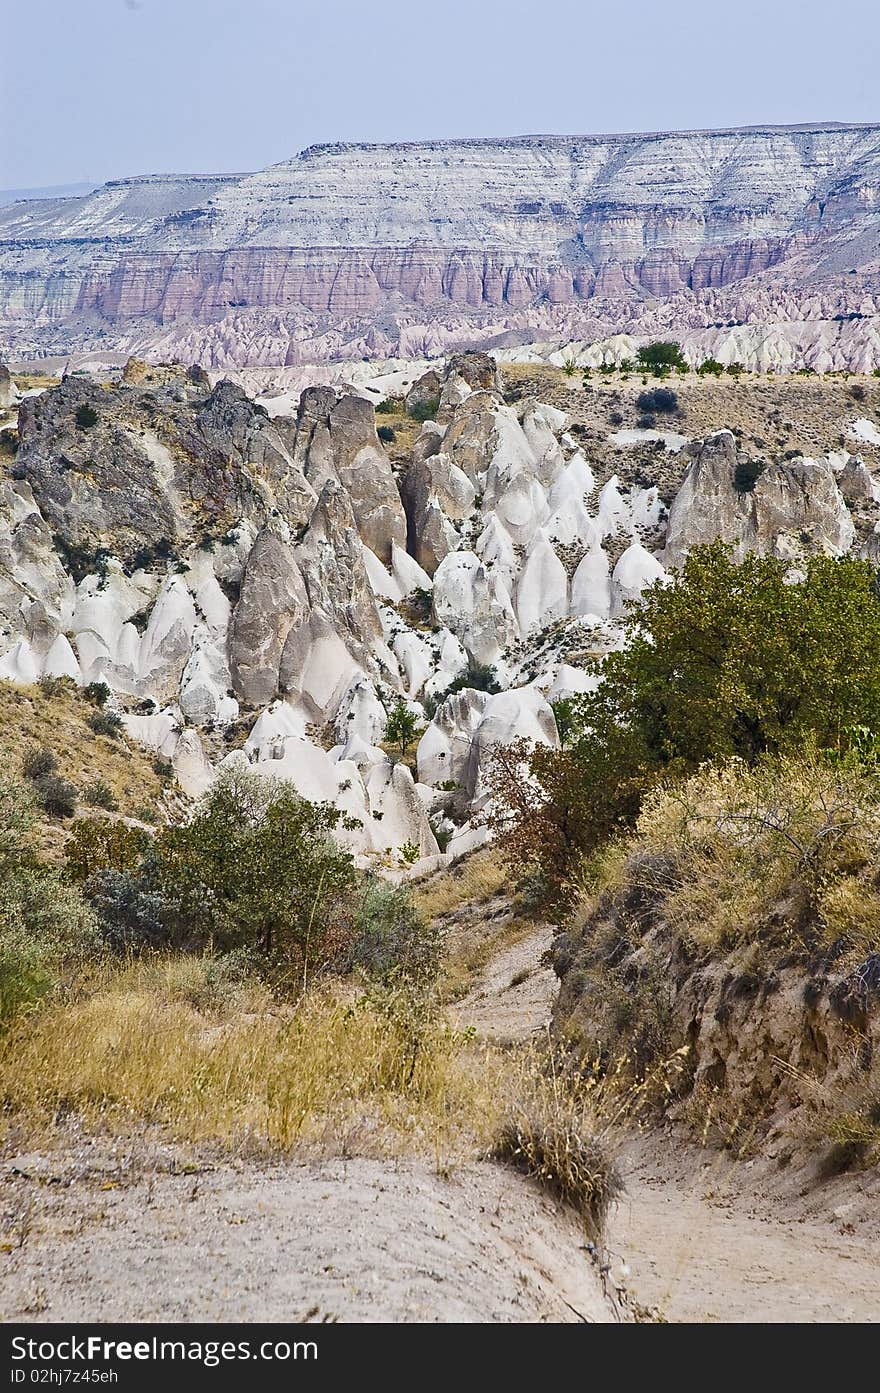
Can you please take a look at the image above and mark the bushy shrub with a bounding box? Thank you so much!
[83,681,111,707]
[83,779,118,811]
[88,709,123,739]
[0,776,95,1024]
[32,773,78,818]
[697,358,725,376]
[22,747,57,780]
[377,424,395,443]
[350,882,442,987]
[636,387,679,415]
[636,341,687,374]
[489,543,880,889]
[75,403,99,430]
[733,458,765,493]
[408,396,440,423]
[84,869,169,952]
[150,767,359,972]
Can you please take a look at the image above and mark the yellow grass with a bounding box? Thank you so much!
[413,847,508,920]
[0,680,165,851]
[0,954,620,1223]
[0,958,511,1162]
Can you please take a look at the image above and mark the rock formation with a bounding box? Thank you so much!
[1,351,876,867]
[2,125,880,369]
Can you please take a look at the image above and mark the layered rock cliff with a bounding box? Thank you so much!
[3,124,880,366]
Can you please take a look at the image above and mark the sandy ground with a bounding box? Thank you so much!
[0,1150,612,1323]
[608,1137,879,1322]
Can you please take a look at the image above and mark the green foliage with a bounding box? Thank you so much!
[349,881,442,987]
[733,458,765,493]
[53,535,112,585]
[74,403,99,430]
[150,767,358,975]
[66,818,150,882]
[408,396,440,423]
[129,537,176,573]
[551,697,578,750]
[562,358,577,377]
[88,708,124,739]
[83,681,111,707]
[83,779,118,811]
[385,701,421,757]
[0,776,95,1025]
[636,341,688,374]
[32,773,78,818]
[22,747,57,780]
[697,357,725,376]
[636,387,679,415]
[490,543,880,887]
[726,361,744,376]
[375,398,400,414]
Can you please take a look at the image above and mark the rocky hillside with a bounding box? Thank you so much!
[2,124,880,368]
[1,352,879,867]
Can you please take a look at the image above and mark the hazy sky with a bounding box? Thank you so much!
[3,0,879,189]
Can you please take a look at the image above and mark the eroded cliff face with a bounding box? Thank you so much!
[1,352,878,868]
[3,125,880,365]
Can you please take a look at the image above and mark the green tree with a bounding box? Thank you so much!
[152,767,358,977]
[385,701,421,757]
[489,543,880,888]
[635,341,688,374]
[697,357,725,376]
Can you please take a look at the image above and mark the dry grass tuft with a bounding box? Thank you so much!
[492,1056,623,1237]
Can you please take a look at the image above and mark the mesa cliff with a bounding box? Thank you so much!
[3,124,880,367]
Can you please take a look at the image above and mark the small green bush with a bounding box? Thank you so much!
[83,681,111,707]
[88,709,124,739]
[733,458,765,493]
[408,396,440,423]
[83,779,118,811]
[636,387,679,415]
[22,747,58,780]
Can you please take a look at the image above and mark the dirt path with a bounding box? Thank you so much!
[451,925,557,1044]
[0,1150,612,1323]
[455,920,879,1323]
[608,1138,879,1322]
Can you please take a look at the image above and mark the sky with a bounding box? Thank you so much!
[2,0,879,190]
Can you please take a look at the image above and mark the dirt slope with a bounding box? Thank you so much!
[1,1149,612,1323]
